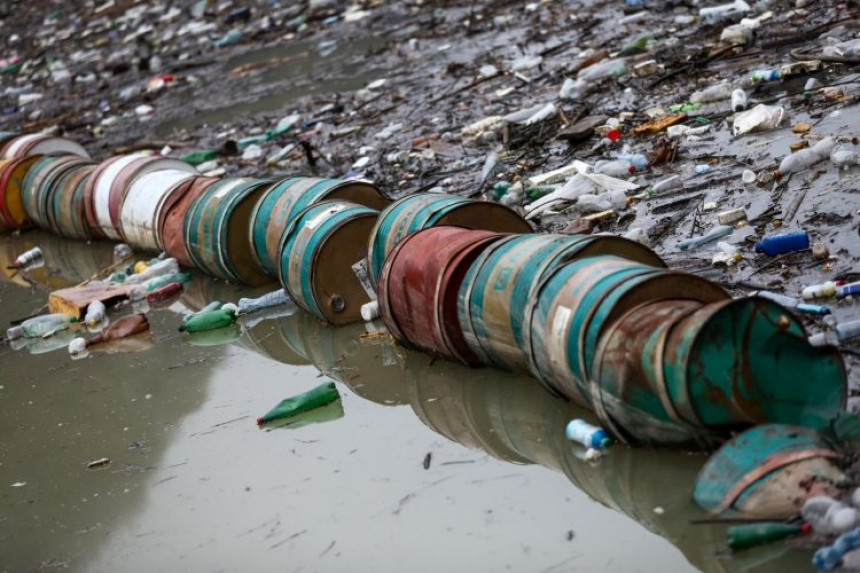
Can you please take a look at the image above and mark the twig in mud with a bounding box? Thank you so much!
[783,186,809,224]
[749,249,811,276]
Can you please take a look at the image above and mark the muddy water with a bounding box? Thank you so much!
[0,231,818,573]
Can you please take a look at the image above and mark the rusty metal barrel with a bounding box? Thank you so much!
[378,226,506,364]
[367,193,532,286]
[0,156,41,232]
[457,234,666,376]
[94,155,196,240]
[21,155,92,231]
[49,162,97,239]
[279,201,379,325]
[183,178,275,285]
[1,134,90,160]
[528,256,728,406]
[249,177,390,277]
[661,296,846,430]
[120,169,197,251]
[160,177,219,267]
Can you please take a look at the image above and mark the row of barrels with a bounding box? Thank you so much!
[0,133,847,446]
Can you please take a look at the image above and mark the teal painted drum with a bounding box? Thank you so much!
[183,178,275,285]
[249,177,389,277]
[367,193,531,286]
[279,201,379,325]
[457,233,665,376]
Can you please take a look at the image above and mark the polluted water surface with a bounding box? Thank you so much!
[0,231,821,572]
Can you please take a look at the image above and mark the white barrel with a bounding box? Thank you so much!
[95,155,196,240]
[120,169,197,251]
[94,154,146,240]
[2,134,90,159]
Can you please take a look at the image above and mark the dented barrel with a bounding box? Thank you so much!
[378,226,506,364]
[249,177,389,277]
[184,178,274,285]
[279,201,379,325]
[160,177,219,267]
[367,193,532,285]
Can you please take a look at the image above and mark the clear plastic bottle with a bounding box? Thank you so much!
[84,301,106,327]
[648,175,682,196]
[594,159,632,178]
[617,153,648,172]
[678,225,734,250]
[778,137,837,175]
[238,289,293,315]
[6,313,76,340]
[814,527,860,570]
[731,89,748,112]
[699,0,751,24]
[565,419,612,449]
[11,247,42,268]
[690,82,734,104]
[831,147,860,169]
[124,258,179,285]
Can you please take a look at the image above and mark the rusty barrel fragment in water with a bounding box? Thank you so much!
[120,169,197,251]
[184,178,274,285]
[0,156,41,232]
[457,233,666,377]
[1,134,90,160]
[160,177,219,267]
[367,193,532,286]
[661,296,846,430]
[378,226,506,364]
[249,177,390,277]
[50,162,97,239]
[528,255,728,406]
[279,201,379,325]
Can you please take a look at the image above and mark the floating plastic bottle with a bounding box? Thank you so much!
[146,282,183,307]
[565,419,612,449]
[594,159,632,178]
[690,82,734,104]
[10,247,42,269]
[678,225,734,251]
[181,149,218,166]
[778,137,837,176]
[750,69,781,83]
[6,313,76,340]
[831,147,860,169]
[754,231,809,256]
[809,319,860,347]
[179,306,237,333]
[143,271,191,292]
[728,522,808,551]
[182,302,223,327]
[731,89,748,112]
[646,175,682,197]
[113,243,133,263]
[85,301,106,327]
[257,381,341,426]
[237,289,292,315]
[813,527,860,570]
[577,58,628,83]
[491,181,511,201]
[699,0,751,24]
[617,153,648,173]
[803,281,840,300]
[717,207,747,225]
[124,258,179,285]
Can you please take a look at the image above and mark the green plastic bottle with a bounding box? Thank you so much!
[256,381,341,425]
[144,271,191,292]
[525,185,557,201]
[181,301,223,326]
[179,307,236,333]
[727,522,809,551]
[491,181,511,201]
[180,149,219,166]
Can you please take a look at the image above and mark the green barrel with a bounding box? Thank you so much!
[367,193,532,286]
[457,233,665,375]
[249,177,389,277]
[183,178,275,286]
[50,163,95,239]
[663,297,847,430]
[528,256,660,404]
[279,201,379,325]
[21,155,84,230]
[591,299,724,447]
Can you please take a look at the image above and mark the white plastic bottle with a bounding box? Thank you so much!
[565,419,612,449]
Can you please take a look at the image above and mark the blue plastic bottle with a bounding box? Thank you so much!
[813,526,860,570]
[754,231,809,256]
[836,282,860,299]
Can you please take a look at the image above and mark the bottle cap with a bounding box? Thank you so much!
[256,417,265,426]
[598,437,613,449]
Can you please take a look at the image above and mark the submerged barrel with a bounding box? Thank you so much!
[1,134,90,160]
[49,162,97,239]
[458,234,666,376]
[161,177,219,267]
[0,156,41,232]
[367,193,532,285]
[279,201,379,325]
[120,169,197,251]
[94,155,196,240]
[21,155,92,231]
[184,178,274,285]
[662,296,846,430]
[250,177,390,277]
[528,256,728,405]
[378,226,506,364]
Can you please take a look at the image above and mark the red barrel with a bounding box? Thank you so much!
[378,226,506,365]
[160,177,220,267]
